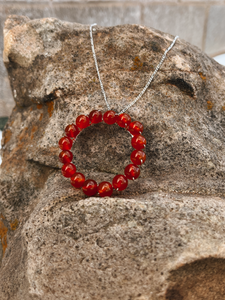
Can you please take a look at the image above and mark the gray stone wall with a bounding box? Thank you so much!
[0,0,225,118]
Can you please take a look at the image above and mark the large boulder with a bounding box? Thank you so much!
[1,15,225,300]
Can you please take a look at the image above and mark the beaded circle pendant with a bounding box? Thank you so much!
[58,110,146,197]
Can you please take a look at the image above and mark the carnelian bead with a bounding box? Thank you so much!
[89,110,102,124]
[65,124,80,138]
[124,164,140,180]
[59,150,73,164]
[131,135,146,150]
[103,110,117,125]
[76,115,90,129]
[112,175,128,191]
[82,179,98,196]
[98,181,113,197]
[129,121,144,135]
[59,136,73,150]
[71,172,85,188]
[61,163,76,178]
[130,150,146,165]
[116,113,131,128]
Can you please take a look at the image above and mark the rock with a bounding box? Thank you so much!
[1,15,225,300]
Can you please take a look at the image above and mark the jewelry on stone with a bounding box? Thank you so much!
[58,24,179,197]
[59,110,146,197]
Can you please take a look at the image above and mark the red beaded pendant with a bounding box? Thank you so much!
[112,175,128,191]
[65,124,80,138]
[89,110,102,124]
[82,179,98,196]
[98,181,113,197]
[61,163,76,178]
[59,137,73,151]
[71,172,85,188]
[129,121,144,135]
[59,150,73,164]
[124,164,140,180]
[103,110,117,125]
[130,150,146,165]
[131,135,146,150]
[58,110,146,197]
[76,115,90,129]
[117,113,131,128]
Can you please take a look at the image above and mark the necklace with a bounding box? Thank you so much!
[58,24,179,197]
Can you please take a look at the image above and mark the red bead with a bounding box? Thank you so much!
[89,110,102,124]
[65,124,80,138]
[59,150,73,164]
[116,113,131,128]
[61,163,76,178]
[76,115,90,129]
[103,110,117,125]
[131,135,146,150]
[98,181,113,197]
[130,150,146,165]
[128,121,144,135]
[112,175,128,191]
[124,164,140,180]
[59,136,73,150]
[71,172,85,188]
[82,179,98,196]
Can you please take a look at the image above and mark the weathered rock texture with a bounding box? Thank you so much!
[1,15,225,300]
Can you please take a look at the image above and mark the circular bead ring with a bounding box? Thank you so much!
[58,110,146,197]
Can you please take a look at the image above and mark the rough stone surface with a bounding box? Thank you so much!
[1,15,225,300]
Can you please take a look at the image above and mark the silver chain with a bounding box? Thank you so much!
[90,23,179,114]
[90,23,111,110]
